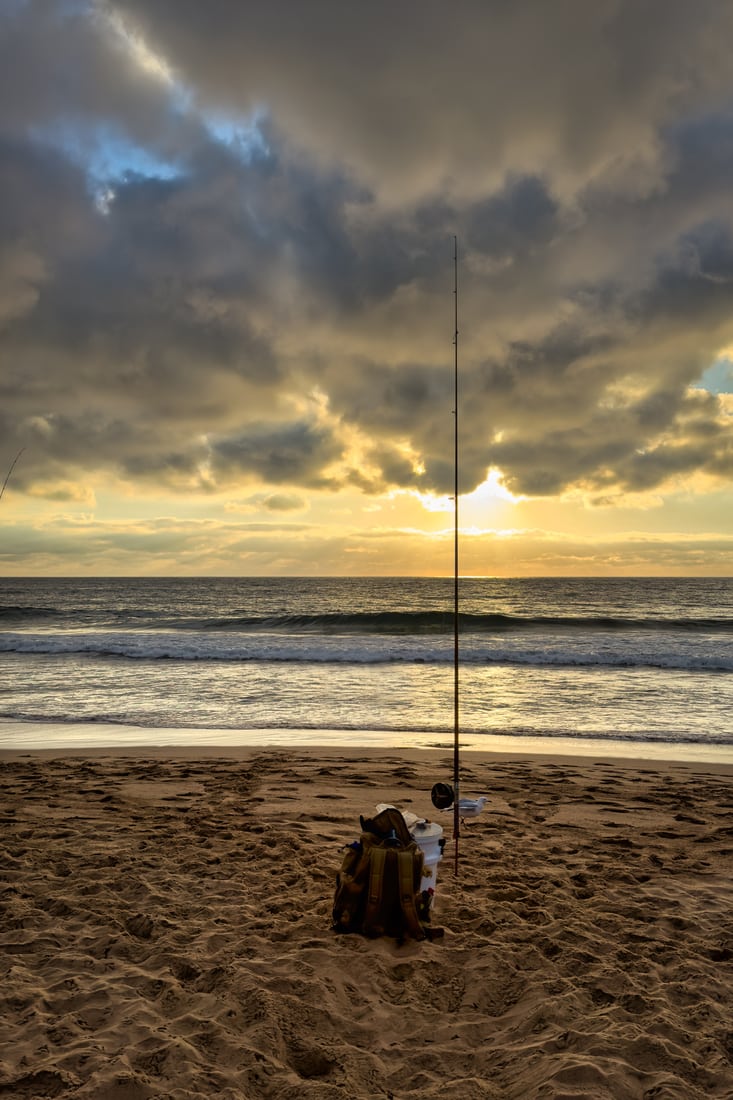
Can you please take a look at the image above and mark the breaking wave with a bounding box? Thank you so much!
[1,627,731,672]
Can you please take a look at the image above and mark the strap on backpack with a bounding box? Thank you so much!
[397,848,426,942]
[364,845,387,934]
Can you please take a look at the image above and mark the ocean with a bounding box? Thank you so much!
[1,576,732,758]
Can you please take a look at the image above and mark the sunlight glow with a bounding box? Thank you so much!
[410,468,521,514]
[395,440,425,476]
[94,185,116,215]
[104,9,176,87]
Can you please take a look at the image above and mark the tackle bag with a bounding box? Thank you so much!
[332,806,441,942]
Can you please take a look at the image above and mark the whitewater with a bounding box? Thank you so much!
[1,576,732,753]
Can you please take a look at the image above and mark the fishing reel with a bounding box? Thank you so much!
[430,782,455,810]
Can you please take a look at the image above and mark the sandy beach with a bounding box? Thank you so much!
[3,743,733,1099]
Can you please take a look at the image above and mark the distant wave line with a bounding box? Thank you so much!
[2,607,732,634]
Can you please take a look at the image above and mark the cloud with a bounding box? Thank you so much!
[1,0,733,535]
[209,420,343,489]
[259,493,306,513]
[3,507,732,577]
[109,0,733,200]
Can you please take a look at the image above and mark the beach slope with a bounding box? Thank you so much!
[2,747,733,1099]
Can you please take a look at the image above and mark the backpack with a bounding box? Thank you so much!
[332,807,441,943]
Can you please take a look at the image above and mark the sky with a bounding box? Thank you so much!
[1,0,733,577]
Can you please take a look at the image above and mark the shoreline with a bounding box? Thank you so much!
[3,717,733,768]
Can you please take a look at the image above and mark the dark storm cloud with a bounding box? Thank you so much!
[110,0,733,198]
[210,421,342,489]
[2,0,733,505]
[466,176,560,260]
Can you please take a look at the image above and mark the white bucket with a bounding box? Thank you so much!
[410,820,444,902]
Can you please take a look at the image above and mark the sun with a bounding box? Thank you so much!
[410,469,520,517]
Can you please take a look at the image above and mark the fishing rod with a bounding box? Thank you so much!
[452,235,460,876]
[0,448,24,503]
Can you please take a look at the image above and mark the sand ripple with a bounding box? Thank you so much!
[2,749,733,1098]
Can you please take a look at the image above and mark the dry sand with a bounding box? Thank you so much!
[2,744,733,1099]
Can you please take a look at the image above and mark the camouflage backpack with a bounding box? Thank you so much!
[332,806,441,943]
